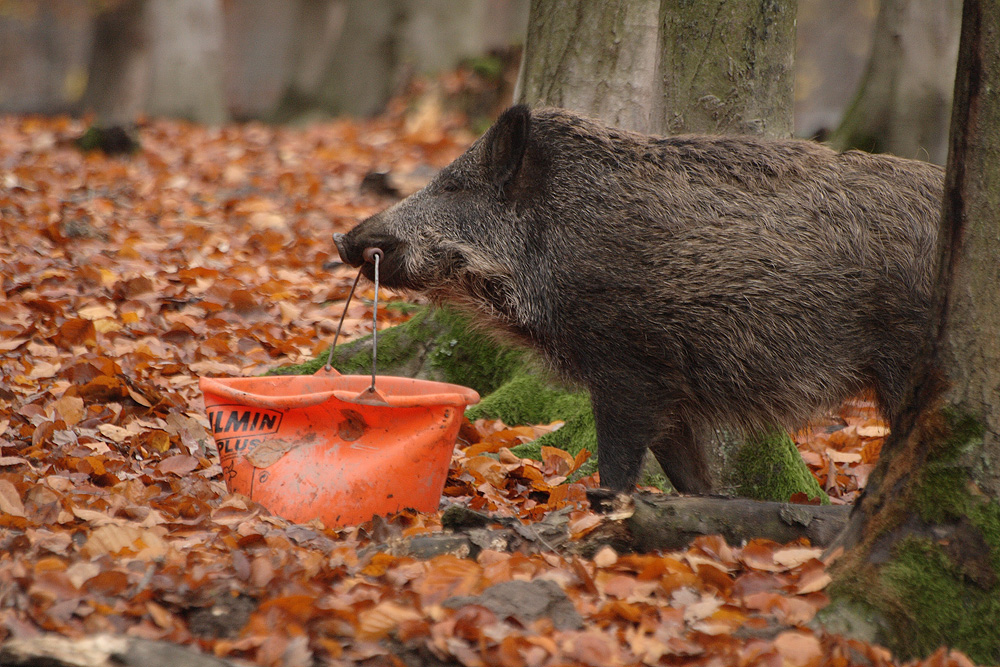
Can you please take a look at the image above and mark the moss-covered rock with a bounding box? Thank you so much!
[76,125,141,155]
[729,428,828,503]
[279,305,824,501]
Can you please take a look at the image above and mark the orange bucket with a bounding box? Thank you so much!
[199,368,479,528]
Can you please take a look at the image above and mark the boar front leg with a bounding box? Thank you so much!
[591,386,712,493]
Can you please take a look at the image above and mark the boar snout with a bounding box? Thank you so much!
[334,231,391,276]
[332,233,356,266]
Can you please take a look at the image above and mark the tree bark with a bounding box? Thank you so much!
[825,0,1000,661]
[222,0,298,121]
[515,0,796,138]
[0,1,92,115]
[311,0,527,119]
[793,0,876,139]
[828,0,962,164]
[145,0,227,125]
[80,0,150,128]
[315,0,404,117]
[514,0,662,134]
[270,0,347,123]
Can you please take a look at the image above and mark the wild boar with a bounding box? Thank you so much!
[334,105,942,493]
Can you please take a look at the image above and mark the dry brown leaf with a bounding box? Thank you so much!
[71,507,116,525]
[356,601,423,641]
[857,424,890,438]
[772,630,823,667]
[97,423,130,443]
[77,304,116,320]
[771,546,823,569]
[82,523,143,557]
[52,395,85,426]
[592,545,618,568]
[0,480,26,517]
[157,454,200,475]
[826,449,863,464]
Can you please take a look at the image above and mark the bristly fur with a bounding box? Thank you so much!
[336,105,943,492]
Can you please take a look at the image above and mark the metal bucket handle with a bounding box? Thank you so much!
[324,247,389,405]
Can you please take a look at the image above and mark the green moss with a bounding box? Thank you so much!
[75,125,140,155]
[269,306,521,388]
[971,502,1000,574]
[880,537,1000,663]
[466,55,504,80]
[914,408,988,524]
[468,373,583,427]
[914,466,970,523]
[423,308,525,394]
[932,407,986,459]
[730,428,828,504]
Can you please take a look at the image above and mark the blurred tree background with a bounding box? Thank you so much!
[0,0,960,160]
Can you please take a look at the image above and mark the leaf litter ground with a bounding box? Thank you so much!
[0,112,975,667]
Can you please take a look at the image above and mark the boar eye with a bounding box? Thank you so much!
[441,179,462,193]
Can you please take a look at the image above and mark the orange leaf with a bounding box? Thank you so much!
[157,454,199,475]
[413,555,482,605]
[0,480,25,517]
[772,630,823,667]
[356,601,422,641]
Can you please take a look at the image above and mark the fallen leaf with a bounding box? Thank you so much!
[157,454,200,476]
[772,546,823,569]
[772,630,823,667]
[356,601,423,641]
[0,480,26,517]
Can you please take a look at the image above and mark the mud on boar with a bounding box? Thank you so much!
[334,105,942,493]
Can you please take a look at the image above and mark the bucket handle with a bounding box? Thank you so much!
[323,268,363,372]
[323,248,384,400]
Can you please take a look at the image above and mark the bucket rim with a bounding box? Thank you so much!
[199,374,480,409]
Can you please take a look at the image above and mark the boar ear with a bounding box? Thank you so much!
[482,105,530,188]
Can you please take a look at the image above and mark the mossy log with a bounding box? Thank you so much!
[585,491,850,553]
[279,306,825,502]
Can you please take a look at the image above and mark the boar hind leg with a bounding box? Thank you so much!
[591,388,712,494]
[646,418,714,494]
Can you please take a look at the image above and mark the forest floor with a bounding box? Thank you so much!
[0,107,976,667]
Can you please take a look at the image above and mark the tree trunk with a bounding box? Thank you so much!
[222,0,298,121]
[515,0,796,138]
[824,0,1000,661]
[315,0,404,117]
[793,0,877,139]
[0,1,92,115]
[270,0,347,123]
[80,0,150,127]
[514,0,662,134]
[828,0,962,164]
[145,0,227,125]
[310,0,527,119]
